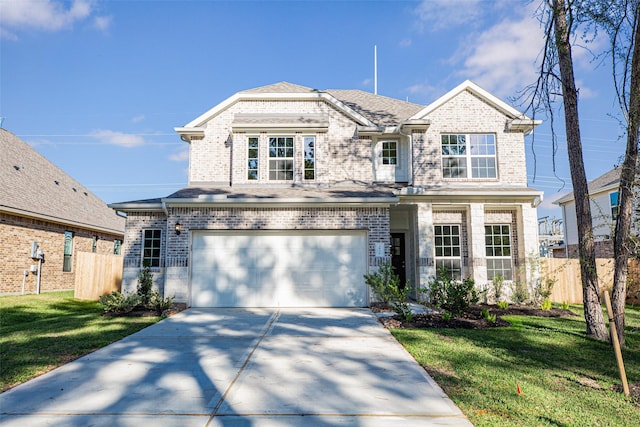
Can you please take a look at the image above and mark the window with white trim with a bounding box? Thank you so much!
[91,236,98,253]
[114,239,122,255]
[142,229,161,268]
[304,137,315,180]
[63,231,73,272]
[248,137,259,180]
[485,224,512,280]
[434,225,461,279]
[381,141,397,165]
[269,136,294,180]
[441,134,496,178]
[610,191,619,219]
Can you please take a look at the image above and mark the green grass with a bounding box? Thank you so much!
[393,305,640,426]
[0,291,160,392]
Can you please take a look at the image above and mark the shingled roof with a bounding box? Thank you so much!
[238,82,424,127]
[0,129,124,234]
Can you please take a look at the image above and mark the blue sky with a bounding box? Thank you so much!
[0,0,627,219]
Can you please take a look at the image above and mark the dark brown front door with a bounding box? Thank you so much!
[390,233,406,288]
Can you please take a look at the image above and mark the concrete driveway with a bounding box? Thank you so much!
[0,308,472,426]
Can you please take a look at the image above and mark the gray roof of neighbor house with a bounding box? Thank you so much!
[240,82,424,127]
[555,167,621,205]
[0,129,125,235]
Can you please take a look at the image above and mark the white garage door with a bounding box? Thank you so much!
[190,230,368,308]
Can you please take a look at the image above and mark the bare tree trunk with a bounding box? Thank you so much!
[553,0,609,340]
[612,5,640,347]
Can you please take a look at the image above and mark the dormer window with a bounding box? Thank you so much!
[269,136,294,180]
[441,134,496,179]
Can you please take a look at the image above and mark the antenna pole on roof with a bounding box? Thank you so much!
[374,45,378,95]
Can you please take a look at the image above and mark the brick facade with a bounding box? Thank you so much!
[0,212,122,294]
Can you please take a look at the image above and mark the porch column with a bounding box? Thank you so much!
[518,203,541,286]
[468,203,487,287]
[416,203,434,297]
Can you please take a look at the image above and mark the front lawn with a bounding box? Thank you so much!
[392,305,640,426]
[0,291,161,392]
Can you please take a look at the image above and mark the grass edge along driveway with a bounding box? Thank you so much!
[393,305,640,427]
[0,291,160,392]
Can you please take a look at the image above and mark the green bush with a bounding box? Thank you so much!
[99,291,140,313]
[481,308,497,323]
[425,267,478,316]
[540,298,552,310]
[364,262,412,322]
[511,281,529,304]
[490,274,505,302]
[149,291,175,316]
[137,265,154,306]
[497,300,509,310]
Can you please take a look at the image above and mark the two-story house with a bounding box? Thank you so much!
[554,167,640,258]
[110,80,542,307]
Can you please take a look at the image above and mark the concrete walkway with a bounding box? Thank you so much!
[0,308,472,426]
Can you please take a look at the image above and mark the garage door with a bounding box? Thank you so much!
[190,230,368,307]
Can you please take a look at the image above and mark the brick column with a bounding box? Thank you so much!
[416,203,434,296]
[469,203,487,287]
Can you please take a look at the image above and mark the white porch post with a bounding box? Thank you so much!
[416,203,434,297]
[469,203,487,288]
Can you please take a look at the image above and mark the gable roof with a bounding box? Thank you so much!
[410,80,540,132]
[0,129,125,235]
[554,167,621,205]
[327,89,423,127]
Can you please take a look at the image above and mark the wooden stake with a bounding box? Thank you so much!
[604,291,630,396]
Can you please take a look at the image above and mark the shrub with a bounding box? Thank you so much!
[99,291,140,313]
[137,266,154,306]
[442,311,452,321]
[540,298,552,310]
[560,301,570,310]
[511,281,529,304]
[497,300,509,310]
[364,262,412,322]
[481,308,497,323]
[425,267,478,317]
[149,291,175,316]
[490,274,505,303]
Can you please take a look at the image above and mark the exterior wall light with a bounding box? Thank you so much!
[175,222,182,235]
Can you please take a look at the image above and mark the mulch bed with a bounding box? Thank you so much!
[374,303,577,329]
[104,303,187,318]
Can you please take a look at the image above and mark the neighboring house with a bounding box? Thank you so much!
[555,167,640,258]
[0,129,125,295]
[110,80,542,308]
[538,216,564,257]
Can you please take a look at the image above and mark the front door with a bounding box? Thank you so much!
[390,233,406,288]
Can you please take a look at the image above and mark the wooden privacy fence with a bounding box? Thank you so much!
[542,258,640,305]
[74,252,123,300]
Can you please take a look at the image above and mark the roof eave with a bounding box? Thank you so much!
[1,206,124,236]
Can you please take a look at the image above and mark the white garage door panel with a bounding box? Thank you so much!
[190,231,367,307]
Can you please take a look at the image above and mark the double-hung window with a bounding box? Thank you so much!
[304,137,315,180]
[434,225,462,279]
[441,134,496,178]
[248,137,259,180]
[485,225,512,280]
[381,141,397,165]
[269,136,294,180]
[142,229,161,268]
[63,231,73,272]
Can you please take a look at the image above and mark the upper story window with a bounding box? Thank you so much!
[269,136,294,180]
[381,141,397,165]
[441,134,496,179]
[63,231,73,272]
[304,137,315,180]
[92,236,98,253]
[610,191,619,219]
[248,137,259,180]
[434,225,461,279]
[485,224,512,280]
[142,229,161,268]
[114,239,122,255]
